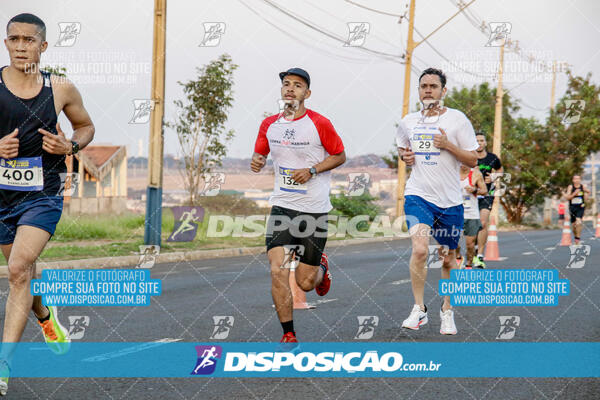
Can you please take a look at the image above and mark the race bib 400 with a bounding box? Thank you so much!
[0,157,44,191]
[278,166,307,194]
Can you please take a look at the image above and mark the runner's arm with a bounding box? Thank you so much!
[313,151,346,174]
[59,79,95,150]
[473,169,488,196]
[435,128,477,167]
[565,185,575,200]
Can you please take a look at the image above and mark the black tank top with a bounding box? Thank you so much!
[0,67,66,207]
[569,184,585,208]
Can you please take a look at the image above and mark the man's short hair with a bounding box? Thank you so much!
[7,13,46,41]
[419,68,447,88]
[476,132,487,139]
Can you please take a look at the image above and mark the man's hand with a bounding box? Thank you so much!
[292,168,311,184]
[250,153,266,172]
[465,184,476,194]
[0,129,19,159]
[39,123,72,155]
[484,174,492,184]
[399,146,415,166]
[433,128,450,149]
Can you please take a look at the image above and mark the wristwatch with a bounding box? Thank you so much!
[70,140,80,155]
[309,167,318,177]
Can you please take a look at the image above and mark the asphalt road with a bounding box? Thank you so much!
[2,225,599,399]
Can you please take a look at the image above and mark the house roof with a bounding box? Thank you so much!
[76,145,127,181]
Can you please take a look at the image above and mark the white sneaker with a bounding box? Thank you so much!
[402,304,428,330]
[440,308,457,335]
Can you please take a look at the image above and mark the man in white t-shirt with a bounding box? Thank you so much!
[251,68,346,347]
[396,68,478,335]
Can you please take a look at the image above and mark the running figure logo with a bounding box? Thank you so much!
[562,100,585,124]
[58,172,80,197]
[490,173,511,197]
[426,245,448,269]
[129,99,155,124]
[281,129,296,145]
[567,245,591,269]
[68,316,90,340]
[55,22,81,47]
[355,316,379,339]
[210,316,235,339]
[485,22,511,47]
[496,316,520,339]
[280,245,305,269]
[347,173,370,196]
[199,23,226,47]
[345,23,370,47]
[167,206,205,242]
[201,173,225,196]
[138,245,160,269]
[418,99,444,124]
[191,345,222,375]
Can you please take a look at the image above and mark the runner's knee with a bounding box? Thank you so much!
[412,243,428,263]
[7,260,31,288]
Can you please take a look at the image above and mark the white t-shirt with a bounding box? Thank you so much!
[254,109,345,213]
[461,169,480,219]
[396,108,478,208]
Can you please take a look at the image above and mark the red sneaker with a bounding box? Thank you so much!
[276,332,300,352]
[280,332,298,343]
[315,253,331,296]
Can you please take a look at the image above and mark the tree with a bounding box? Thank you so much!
[41,65,67,77]
[166,54,238,205]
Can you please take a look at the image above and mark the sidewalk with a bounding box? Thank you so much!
[0,236,407,278]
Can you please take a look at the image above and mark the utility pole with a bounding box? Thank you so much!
[396,0,416,218]
[396,0,477,218]
[144,0,167,245]
[592,153,598,225]
[490,41,505,225]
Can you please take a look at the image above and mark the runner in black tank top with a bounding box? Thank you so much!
[566,175,588,244]
[0,14,94,395]
[0,67,66,207]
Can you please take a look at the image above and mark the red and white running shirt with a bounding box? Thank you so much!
[254,109,345,213]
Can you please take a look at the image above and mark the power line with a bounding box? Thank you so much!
[343,0,404,18]
[238,0,381,64]
[260,0,405,63]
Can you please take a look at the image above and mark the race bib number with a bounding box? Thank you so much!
[571,197,583,205]
[411,126,440,161]
[278,166,307,194]
[463,195,471,208]
[0,157,44,191]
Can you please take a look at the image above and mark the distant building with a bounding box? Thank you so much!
[63,145,128,214]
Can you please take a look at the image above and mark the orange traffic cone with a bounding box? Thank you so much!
[288,262,315,310]
[595,215,600,238]
[559,218,572,246]
[484,216,500,261]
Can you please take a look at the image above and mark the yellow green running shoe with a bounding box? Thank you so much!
[0,360,9,396]
[37,306,71,355]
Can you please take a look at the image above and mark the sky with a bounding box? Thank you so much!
[1,0,599,159]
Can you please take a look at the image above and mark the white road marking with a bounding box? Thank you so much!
[315,298,338,304]
[390,279,411,285]
[544,247,556,251]
[81,338,183,362]
[522,251,535,255]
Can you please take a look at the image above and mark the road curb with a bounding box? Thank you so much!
[0,235,408,277]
